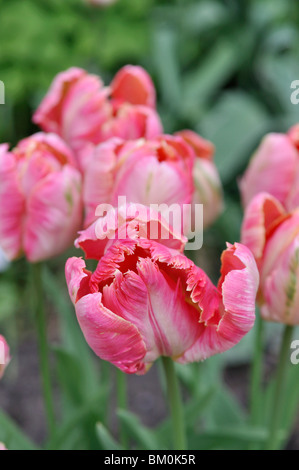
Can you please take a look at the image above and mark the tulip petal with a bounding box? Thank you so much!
[110,65,156,108]
[241,192,286,261]
[102,258,202,365]
[240,133,298,208]
[24,166,82,262]
[176,129,214,161]
[261,236,299,325]
[75,292,147,373]
[178,243,258,362]
[0,146,25,260]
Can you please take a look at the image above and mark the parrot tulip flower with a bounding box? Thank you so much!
[82,135,195,229]
[240,125,299,211]
[0,133,83,262]
[33,66,162,170]
[0,335,10,379]
[83,132,223,232]
[241,191,299,325]
[66,204,258,374]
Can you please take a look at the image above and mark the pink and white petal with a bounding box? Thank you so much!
[110,65,156,108]
[33,67,87,134]
[75,292,147,374]
[192,158,223,229]
[240,133,298,208]
[217,243,258,341]
[100,105,163,142]
[241,192,286,261]
[16,132,77,168]
[102,258,202,364]
[65,257,91,304]
[0,147,25,260]
[176,129,214,161]
[112,155,193,210]
[62,75,111,150]
[24,166,83,262]
[83,139,120,227]
[261,236,299,325]
[261,210,299,283]
[285,164,299,211]
[78,203,187,260]
[179,243,258,362]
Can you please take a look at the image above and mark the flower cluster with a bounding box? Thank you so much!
[0,65,260,374]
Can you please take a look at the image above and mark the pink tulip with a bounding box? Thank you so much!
[66,204,258,374]
[33,66,162,170]
[240,126,299,211]
[83,135,195,228]
[241,192,299,325]
[0,443,7,450]
[0,133,83,262]
[0,335,10,379]
[83,132,223,231]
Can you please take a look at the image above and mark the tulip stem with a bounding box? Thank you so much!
[266,325,294,450]
[161,357,187,450]
[250,312,264,426]
[31,262,56,441]
[116,368,128,449]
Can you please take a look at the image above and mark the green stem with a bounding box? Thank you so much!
[250,312,264,425]
[31,262,56,440]
[116,368,128,449]
[161,357,187,450]
[266,325,294,450]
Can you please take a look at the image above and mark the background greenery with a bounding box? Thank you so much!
[0,0,299,450]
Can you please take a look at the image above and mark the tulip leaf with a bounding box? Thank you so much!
[96,423,122,451]
[199,91,270,183]
[189,425,286,450]
[117,409,163,450]
[152,26,181,114]
[0,410,39,450]
[182,40,239,122]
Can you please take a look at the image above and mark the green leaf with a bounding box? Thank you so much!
[96,423,122,451]
[152,26,181,114]
[189,425,286,450]
[182,40,239,122]
[0,281,19,321]
[199,91,270,183]
[204,386,246,428]
[258,53,299,127]
[0,410,39,450]
[117,409,163,450]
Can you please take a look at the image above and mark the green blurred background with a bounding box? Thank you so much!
[0,0,299,450]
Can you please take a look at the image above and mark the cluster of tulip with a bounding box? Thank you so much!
[0,64,298,450]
